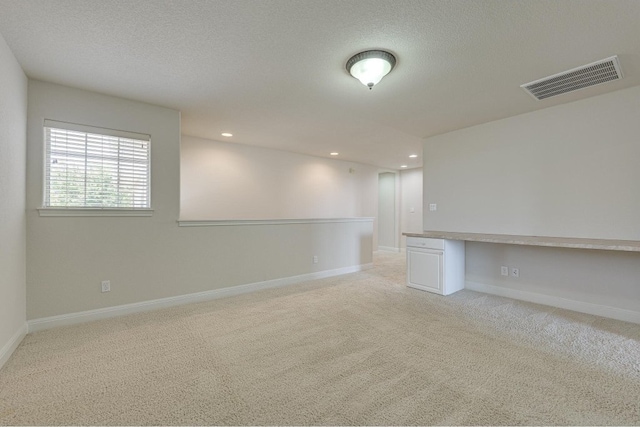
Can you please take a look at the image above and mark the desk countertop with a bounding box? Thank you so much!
[403,231,640,252]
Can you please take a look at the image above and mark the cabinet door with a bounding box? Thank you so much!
[407,248,443,294]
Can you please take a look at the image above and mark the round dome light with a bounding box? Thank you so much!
[346,50,397,90]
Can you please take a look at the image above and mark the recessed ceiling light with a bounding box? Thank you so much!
[330,152,339,156]
[401,165,408,168]
[409,154,418,158]
[221,133,233,137]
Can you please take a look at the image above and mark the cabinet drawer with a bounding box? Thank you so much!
[406,237,444,250]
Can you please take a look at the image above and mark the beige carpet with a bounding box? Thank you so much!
[1,252,639,425]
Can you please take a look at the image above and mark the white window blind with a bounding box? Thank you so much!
[44,120,151,209]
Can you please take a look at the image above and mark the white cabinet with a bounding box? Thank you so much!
[407,248,443,293]
[406,237,465,295]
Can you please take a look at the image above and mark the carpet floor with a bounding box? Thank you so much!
[1,252,639,425]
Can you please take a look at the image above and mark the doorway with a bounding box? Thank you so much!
[378,172,399,251]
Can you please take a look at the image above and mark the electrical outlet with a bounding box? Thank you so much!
[511,268,520,278]
[313,255,318,264]
[429,203,437,211]
[501,266,509,276]
[101,280,111,292]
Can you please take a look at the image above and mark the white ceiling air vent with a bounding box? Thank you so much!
[521,56,623,100]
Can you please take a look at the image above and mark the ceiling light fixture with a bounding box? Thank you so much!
[401,165,408,168]
[346,50,396,90]
[221,133,233,137]
[330,152,339,156]
[409,154,417,158]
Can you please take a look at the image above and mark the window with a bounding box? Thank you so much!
[43,120,151,211]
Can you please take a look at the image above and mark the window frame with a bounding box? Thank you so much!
[39,119,153,217]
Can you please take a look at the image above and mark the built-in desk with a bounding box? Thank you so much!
[403,231,640,253]
[402,231,640,323]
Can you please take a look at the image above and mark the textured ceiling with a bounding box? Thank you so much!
[1,0,639,170]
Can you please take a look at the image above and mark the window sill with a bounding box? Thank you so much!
[38,208,154,217]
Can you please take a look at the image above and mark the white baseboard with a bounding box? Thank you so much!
[465,280,640,325]
[378,246,401,253]
[28,263,373,332]
[0,323,27,371]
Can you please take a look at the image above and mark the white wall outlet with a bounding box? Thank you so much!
[429,203,437,211]
[313,255,318,264]
[101,280,111,292]
[501,266,509,276]
[410,207,415,213]
[511,268,520,278]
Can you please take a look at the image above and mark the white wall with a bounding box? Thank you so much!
[422,86,640,320]
[26,81,373,320]
[400,168,423,249]
[180,135,378,221]
[466,242,640,315]
[423,85,640,240]
[0,33,27,368]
